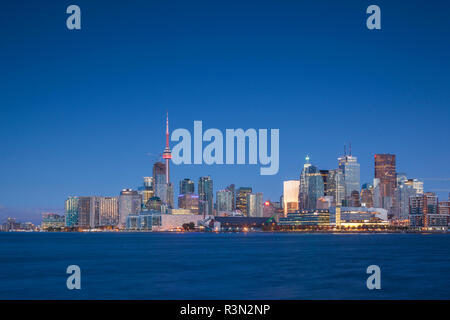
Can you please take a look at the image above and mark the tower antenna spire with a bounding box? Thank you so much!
[349,142,352,156]
[162,111,172,185]
[166,111,169,148]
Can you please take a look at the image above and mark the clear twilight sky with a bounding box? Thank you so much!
[1,0,450,223]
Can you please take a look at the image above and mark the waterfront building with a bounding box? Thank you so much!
[76,196,120,228]
[198,176,213,216]
[98,196,119,227]
[155,214,210,231]
[129,213,212,232]
[374,154,397,211]
[236,187,252,215]
[178,193,199,214]
[279,210,330,227]
[409,192,447,230]
[247,192,264,217]
[65,196,79,227]
[3,218,19,231]
[41,213,65,229]
[126,210,161,231]
[77,196,91,228]
[213,216,271,231]
[118,189,142,228]
[279,207,387,228]
[216,189,233,213]
[328,206,388,226]
[15,221,36,231]
[283,180,300,215]
[180,178,195,195]
[1,218,29,231]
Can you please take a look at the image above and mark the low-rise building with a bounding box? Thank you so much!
[41,213,65,229]
[126,212,211,231]
[213,216,271,231]
[279,207,388,228]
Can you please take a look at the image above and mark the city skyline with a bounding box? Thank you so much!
[1,115,449,224]
[1,1,450,222]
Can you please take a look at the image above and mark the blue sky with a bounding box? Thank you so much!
[1,0,450,223]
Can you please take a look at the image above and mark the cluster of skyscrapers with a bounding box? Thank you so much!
[60,176,272,230]
[32,115,448,232]
[282,147,450,230]
[55,114,273,231]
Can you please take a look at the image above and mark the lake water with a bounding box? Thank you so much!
[0,232,449,299]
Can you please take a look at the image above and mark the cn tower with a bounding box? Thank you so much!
[162,112,172,184]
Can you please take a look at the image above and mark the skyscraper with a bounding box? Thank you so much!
[247,193,264,217]
[372,178,382,208]
[350,190,361,207]
[298,155,311,210]
[393,174,418,220]
[65,196,79,227]
[283,180,300,215]
[140,177,154,209]
[198,176,213,216]
[306,166,324,210]
[77,196,91,228]
[180,178,195,195]
[216,189,233,213]
[98,196,119,227]
[225,184,236,210]
[74,196,119,229]
[320,170,329,194]
[236,187,252,215]
[298,156,324,210]
[360,183,374,208]
[153,162,166,202]
[118,189,142,228]
[326,169,345,206]
[374,154,396,210]
[338,149,360,203]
